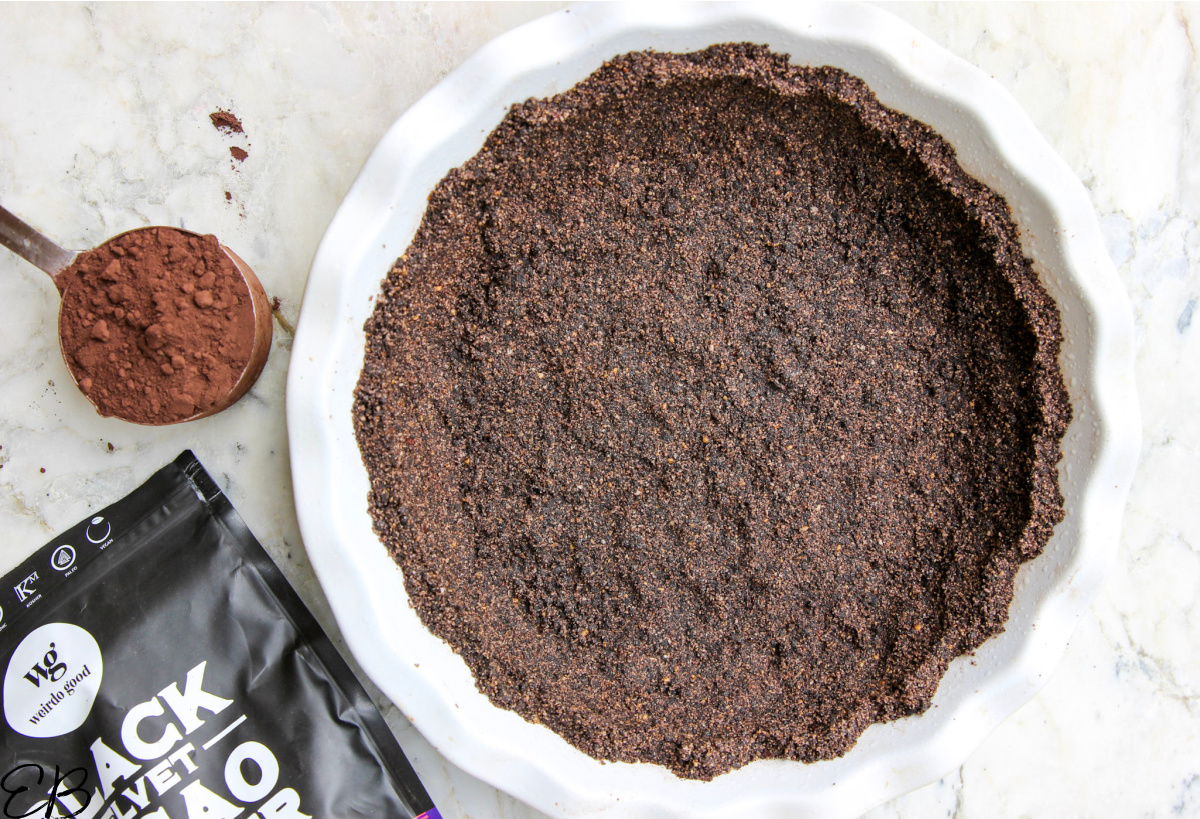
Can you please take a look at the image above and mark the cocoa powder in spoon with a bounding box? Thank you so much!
[58,227,255,424]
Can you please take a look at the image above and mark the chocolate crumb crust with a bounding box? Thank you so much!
[353,44,1071,779]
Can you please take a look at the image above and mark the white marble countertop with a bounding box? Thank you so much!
[0,4,1192,817]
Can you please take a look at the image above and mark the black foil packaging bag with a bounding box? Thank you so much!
[0,451,439,819]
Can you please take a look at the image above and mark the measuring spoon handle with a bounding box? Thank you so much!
[0,203,78,279]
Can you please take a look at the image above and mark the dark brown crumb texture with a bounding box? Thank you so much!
[353,44,1071,780]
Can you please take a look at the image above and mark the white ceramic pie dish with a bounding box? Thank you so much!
[287,4,1141,818]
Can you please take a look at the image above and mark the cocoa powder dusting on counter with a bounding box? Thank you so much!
[354,45,1071,779]
[58,228,255,425]
[209,109,244,134]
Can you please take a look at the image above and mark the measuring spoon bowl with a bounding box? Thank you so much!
[1,204,272,425]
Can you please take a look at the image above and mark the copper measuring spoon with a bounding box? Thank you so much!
[0,203,272,425]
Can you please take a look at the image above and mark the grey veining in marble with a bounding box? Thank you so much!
[0,3,1194,817]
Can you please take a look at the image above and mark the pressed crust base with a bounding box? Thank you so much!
[354,44,1070,780]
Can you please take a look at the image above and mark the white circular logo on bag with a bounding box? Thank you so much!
[51,545,76,571]
[86,517,111,544]
[3,623,103,738]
